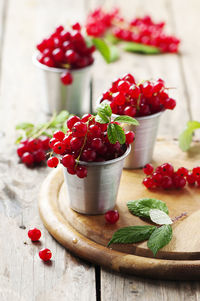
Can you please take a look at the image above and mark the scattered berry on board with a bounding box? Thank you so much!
[39,248,52,262]
[99,74,176,117]
[105,210,120,224]
[28,228,41,241]
[142,163,200,189]
[36,23,95,85]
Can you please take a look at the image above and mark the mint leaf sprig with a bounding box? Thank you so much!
[108,198,186,256]
[15,111,70,144]
[96,101,139,145]
[179,120,200,151]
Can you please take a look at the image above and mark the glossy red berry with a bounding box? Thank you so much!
[125,131,135,144]
[117,80,130,93]
[17,144,27,157]
[40,136,50,150]
[53,130,65,141]
[72,121,87,137]
[177,167,188,177]
[67,115,81,130]
[61,154,75,168]
[76,166,87,178]
[89,124,101,138]
[39,248,52,262]
[160,163,174,177]
[47,157,59,168]
[53,141,65,154]
[28,228,41,241]
[192,167,200,179]
[105,210,119,224]
[70,137,83,151]
[22,152,34,166]
[173,174,186,189]
[112,92,126,105]
[160,176,173,189]
[152,172,163,186]
[143,177,155,189]
[52,48,64,62]
[61,72,73,85]
[65,49,78,63]
[82,149,96,162]
[34,150,46,163]
[91,138,103,151]
[128,84,140,99]
[163,98,176,110]
[186,172,196,185]
[143,163,154,175]
[123,106,136,117]
[72,22,81,31]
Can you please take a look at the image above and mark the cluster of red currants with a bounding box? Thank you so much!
[17,136,50,167]
[47,114,135,178]
[86,7,119,37]
[28,228,52,262]
[143,163,200,190]
[36,23,95,85]
[99,73,176,117]
[113,15,180,53]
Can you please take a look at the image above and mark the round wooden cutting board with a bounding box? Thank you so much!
[39,139,200,280]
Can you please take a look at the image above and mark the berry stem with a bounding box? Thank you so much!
[172,212,187,223]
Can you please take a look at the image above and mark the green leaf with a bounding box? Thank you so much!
[179,120,200,151]
[15,135,23,144]
[51,110,69,126]
[114,115,139,125]
[92,38,119,63]
[149,209,173,225]
[107,123,117,144]
[95,114,109,124]
[16,123,34,130]
[147,225,172,256]
[97,101,112,117]
[127,198,169,219]
[113,123,126,144]
[105,33,120,44]
[108,225,156,247]
[123,42,160,54]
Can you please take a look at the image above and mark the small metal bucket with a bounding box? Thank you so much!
[33,53,93,116]
[122,112,162,169]
[63,146,131,215]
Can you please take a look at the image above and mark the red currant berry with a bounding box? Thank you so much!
[53,142,66,154]
[72,22,81,31]
[82,149,96,162]
[186,172,196,185]
[65,49,78,64]
[67,115,81,130]
[160,176,173,189]
[53,130,65,141]
[173,174,186,189]
[28,228,41,241]
[152,81,164,94]
[61,72,73,85]
[17,144,27,157]
[129,85,140,99]
[117,80,130,93]
[91,138,103,151]
[105,210,119,224]
[123,106,137,117]
[122,73,135,84]
[49,137,59,148]
[143,163,154,175]
[72,121,87,137]
[27,138,41,152]
[192,167,200,179]
[34,150,46,163]
[52,48,64,62]
[40,136,50,150]
[112,92,126,105]
[81,114,93,123]
[67,166,76,175]
[61,154,75,168]
[125,131,135,144]
[39,248,52,262]
[141,82,153,98]
[89,124,101,138]
[43,57,54,67]
[160,163,174,177]
[143,177,155,189]
[163,98,176,110]
[76,166,87,178]
[22,152,34,166]
[152,172,163,186]
[47,157,59,168]
[70,137,83,151]
[176,167,188,177]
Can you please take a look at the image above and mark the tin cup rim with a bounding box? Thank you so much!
[77,145,131,167]
[32,52,94,74]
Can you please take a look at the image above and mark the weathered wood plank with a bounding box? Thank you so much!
[0,0,96,300]
[170,0,200,139]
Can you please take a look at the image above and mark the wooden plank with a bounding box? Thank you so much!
[170,0,200,138]
[0,0,96,300]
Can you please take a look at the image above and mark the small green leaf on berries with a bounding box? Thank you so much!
[107,123,117,144]
[95,113,110,124]
[114,115,139,125]
[127,198,169,218]
[97,101,112,117]
[108,225,157,246]
[149,209,173,225]
[147,225,172,256]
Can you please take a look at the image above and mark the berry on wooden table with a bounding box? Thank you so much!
[28,228,41,241]
[39,248,52,262]
[105,210,119,224]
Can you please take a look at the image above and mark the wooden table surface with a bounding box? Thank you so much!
[0,0,200,300]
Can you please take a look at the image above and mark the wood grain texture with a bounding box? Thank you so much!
[38,151,200,280]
